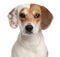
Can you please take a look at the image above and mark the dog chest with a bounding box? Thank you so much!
[12,41,47,57]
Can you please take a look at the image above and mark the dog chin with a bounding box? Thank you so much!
[22,32,34,36]
[22,31,38,36]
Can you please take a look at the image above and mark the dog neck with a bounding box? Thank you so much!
[18,30,44,49]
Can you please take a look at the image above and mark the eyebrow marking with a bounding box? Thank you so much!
[20,8,28,15]
[32,10,36,14]
[22,9,28,14]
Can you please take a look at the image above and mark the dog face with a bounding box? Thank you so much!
[19,4,41,35]
[8,4,53,35]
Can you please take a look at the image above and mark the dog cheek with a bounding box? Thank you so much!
[33,24,40,33]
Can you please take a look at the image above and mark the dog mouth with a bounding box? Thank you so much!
[26,31,33,34]
[21,31,33,36]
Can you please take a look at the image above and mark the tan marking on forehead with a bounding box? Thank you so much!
[29,4,41,23]
[30,4,41,13]
[30,4,40,9]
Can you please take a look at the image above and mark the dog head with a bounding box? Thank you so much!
[8,4,53,35]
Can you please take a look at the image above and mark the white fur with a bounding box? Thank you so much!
[11,31,47,57]
[18,4,30,13]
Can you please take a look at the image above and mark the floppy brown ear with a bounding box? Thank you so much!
[8,7,18,29]
[40,6,53,30]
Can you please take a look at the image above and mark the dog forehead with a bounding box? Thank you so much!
[18,4,30,12]
[18,4,41,13]
[30,4,41,10]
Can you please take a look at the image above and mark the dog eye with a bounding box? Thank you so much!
[34,13,40,18]
[19,13,25,18]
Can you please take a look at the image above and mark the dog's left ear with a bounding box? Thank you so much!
[40,6,53,30]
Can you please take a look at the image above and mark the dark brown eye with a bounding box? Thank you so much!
[34,13,40,18]
[19,13,25,18]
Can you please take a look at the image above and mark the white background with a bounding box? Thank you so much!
[0,0,60,57]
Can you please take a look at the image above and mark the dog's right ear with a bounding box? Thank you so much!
[8,7,18,29]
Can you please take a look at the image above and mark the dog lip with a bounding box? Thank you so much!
[26,31,33,34]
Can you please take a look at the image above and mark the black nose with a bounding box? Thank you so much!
[25,25,33,33]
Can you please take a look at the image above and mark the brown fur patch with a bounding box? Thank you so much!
[40,6,53,30]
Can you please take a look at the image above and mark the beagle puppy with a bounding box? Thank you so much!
[8,4,53,57]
